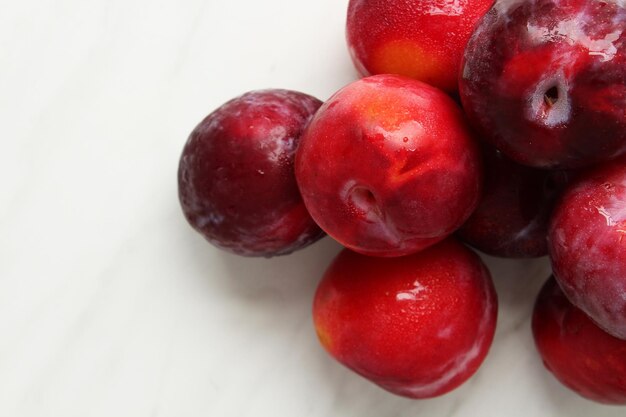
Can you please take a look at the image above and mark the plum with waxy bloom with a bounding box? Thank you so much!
[549,158,626,340]
[460,0,626,169]
[178,90,324,257]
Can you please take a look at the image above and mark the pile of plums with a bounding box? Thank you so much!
[178,0,626,404]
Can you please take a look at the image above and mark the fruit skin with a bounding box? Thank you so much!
[346,0,494,92]
[313,239,497,399]
[458,145,570,258]
[459,0,626,169]
[295,74,482,257]
[548,158,626,339]
[178,89,324,257]
[532,277,626,404]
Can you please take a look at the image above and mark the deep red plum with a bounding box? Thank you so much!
[549,158,626,339]
[459,145,570,258]
[178,90,324,257]
[460,0,626,169]
[533,277,626,404]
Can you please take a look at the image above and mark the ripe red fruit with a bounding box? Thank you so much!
[548,158,626,339]
[295,75,482,257]
[178,90,324,257]
[532,277,626,404]
[460,0,626,169]
[458,145,570,258]
[313,239,497,399]
[346,0,494,92]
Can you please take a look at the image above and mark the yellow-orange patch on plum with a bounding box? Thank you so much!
[372,41,454,92]
[315,324,334,352]
[357,92,412,132]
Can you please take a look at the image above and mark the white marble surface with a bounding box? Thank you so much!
[0,0,623,416]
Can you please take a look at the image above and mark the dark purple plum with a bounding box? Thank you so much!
[460,0,626,169]
[178,89,324,257]
[458,145,570,258]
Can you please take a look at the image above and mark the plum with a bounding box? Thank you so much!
[548,158,626,339]
[178,89,324,257]
[347,0,494,92]
[296,75,482,257]
[532,277,626,404]
[313,239,498,398]
[458,144,570,258]
[460,0,626,168]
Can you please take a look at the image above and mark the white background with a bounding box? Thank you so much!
[0,0,624,416]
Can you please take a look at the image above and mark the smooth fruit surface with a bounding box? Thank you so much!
[313,239,498,399]
[532,277,626,404]
[178,89,324,257]
[347,0,494,92]
[296,75,482,257]
[458,145,569,258]
[548,158,626,339]
[460,0,626,169]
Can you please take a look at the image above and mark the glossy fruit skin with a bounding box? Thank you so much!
[548,158,626,339]
[313,239,497,399]
[295,75,482,257]
[532,277,626,404]
[460,0,626,169]
[458,145,570,258]
[178,90,324,257]
[347,0,494,92]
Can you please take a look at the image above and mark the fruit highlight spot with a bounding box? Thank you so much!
[396,280,428,301]
[597,206,617,226]
[426,0,468,16]
[526,19,621,62]
[400,338,483,398]
[373,120,424,152]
